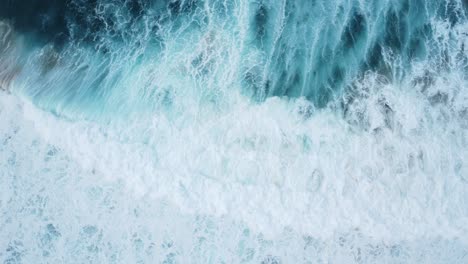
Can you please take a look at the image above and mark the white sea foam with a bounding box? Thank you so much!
[1,68,467,262]
[1,0,468,262]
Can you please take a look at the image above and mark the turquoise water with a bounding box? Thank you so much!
[1,0,467,263]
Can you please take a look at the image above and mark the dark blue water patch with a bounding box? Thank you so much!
[341,12,367,49]
[66,0,152,46]
[406,24,431,59]
[368,44,383,69]
[253,3,269,46]
[168,0,198,15]
[0,0,69,47]
[0,0,202,48]
[383,9,406,52]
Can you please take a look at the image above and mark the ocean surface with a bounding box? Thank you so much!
[0,0,467,263]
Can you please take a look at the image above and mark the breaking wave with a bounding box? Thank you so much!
[0,0,467,263]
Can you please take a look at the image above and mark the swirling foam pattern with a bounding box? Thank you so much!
[0,0,467,263]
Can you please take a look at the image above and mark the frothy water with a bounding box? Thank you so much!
[1,0,467,263]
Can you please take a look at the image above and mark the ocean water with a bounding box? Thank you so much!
[0,0,467,263]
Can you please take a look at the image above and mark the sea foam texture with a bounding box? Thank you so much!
[0,0,468,263]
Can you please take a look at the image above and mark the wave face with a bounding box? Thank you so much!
[1,0,468,263]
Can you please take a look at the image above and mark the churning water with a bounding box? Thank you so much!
[0,0,467,263]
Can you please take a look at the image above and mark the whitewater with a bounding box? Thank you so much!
[0,0,467,263]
